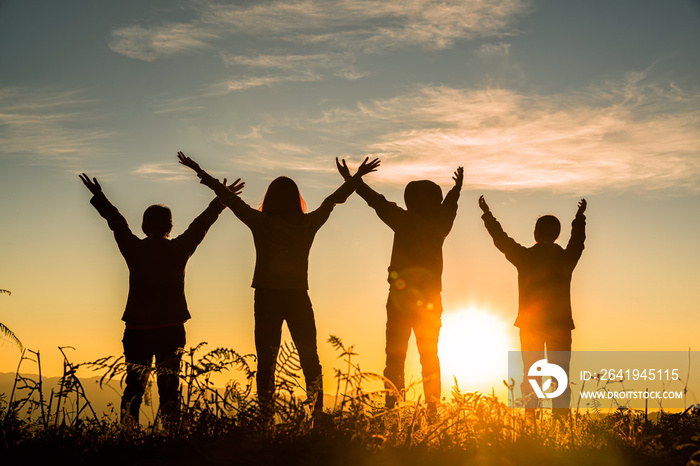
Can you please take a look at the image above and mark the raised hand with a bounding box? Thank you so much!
[224,177,245,196]
[355,157,380,177]
[79,173,102,196]
[453,166,464,189]
[335,157,352,181]
[577,198,587,216]
[177,151,201,174]
[478,195,490,214]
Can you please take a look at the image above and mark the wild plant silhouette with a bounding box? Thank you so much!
[0,289,23,351]
[2,336,700,465]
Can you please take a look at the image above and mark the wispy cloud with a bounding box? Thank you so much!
[133,162,191,181]
[354,75,700,192]
[209,72,700,193]
[203,53,365,94]
[206,128,320,173]
[221,52,365,79]
[109,0,528,90]
[133,162,233,182]
[207,75,318,94]
[150,95,206,115]
[0,87,113,163]
[477,42,511,58]
[109,23,219,62]
[199,0,528,52]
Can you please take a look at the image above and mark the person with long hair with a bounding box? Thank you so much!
[177,152,379,414]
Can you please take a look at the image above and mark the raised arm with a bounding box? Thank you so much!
[175,197,227,253]
[79,173,102,197]
[177,152,244,197]
[336,157,383,203]
[309,157,380,225]
[335,157,403,228]
[565,198,587,258]
[479,195,526,266]
[79,173,137,246]
[478,195,491,216]
[325,157,380,204]
[443,166,463,209]
[177,152,257,226]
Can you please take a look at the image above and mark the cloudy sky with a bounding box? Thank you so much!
[1,0,699,400]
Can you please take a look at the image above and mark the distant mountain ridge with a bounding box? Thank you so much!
[1,372,138,421]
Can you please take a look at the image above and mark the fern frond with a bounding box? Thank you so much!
[327,335,345,352]
[0,322,23,351]
[274,342,303,393]
[1,289,22,350]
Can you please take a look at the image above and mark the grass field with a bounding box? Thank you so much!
[2,337,700,466]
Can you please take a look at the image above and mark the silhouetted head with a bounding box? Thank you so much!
[142,204,173,238]
[534,215,561,244]
[404,180,443,215]
[261,176,307,224]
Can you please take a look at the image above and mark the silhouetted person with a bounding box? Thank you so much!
[79,173,241,425]
[177,152,379,415]
[337,160,463,411]
[479,196,586,413]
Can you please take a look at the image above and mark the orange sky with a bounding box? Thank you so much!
[1,0,700,404]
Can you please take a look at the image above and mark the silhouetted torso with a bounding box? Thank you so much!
[234,204,333,289]
[90,193,225,327]
[482,212,585,331]
[358,184,459,291]
[196,170,362,415]
[199,173,343,289]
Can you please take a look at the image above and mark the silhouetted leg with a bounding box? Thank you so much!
[519,329,545,410]
[285,291,323,414]
[384,291,412,408]
[414,293,443,411]
[546,329,572,413]
[254,290,285,413]
[154,325,186,425]
[122,328,153,425]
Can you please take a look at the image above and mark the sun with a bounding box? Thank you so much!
[438,306,513,390]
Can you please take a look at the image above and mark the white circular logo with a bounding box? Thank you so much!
[527,359,568,399]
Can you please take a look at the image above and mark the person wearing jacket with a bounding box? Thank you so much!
[177,153,379,415]
[79,173,241,424]
[479,196,586,412]
[337,159,463,411]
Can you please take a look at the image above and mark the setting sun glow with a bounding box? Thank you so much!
[438,306,513,391]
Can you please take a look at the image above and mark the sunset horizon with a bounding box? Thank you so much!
[1,2,699,462]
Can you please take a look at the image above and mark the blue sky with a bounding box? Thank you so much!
[2,0,699,191]
[1,0,699,399]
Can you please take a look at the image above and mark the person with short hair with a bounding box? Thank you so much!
[79,173,241,424]
[479,196,586,412]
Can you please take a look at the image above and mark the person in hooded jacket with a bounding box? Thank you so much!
[337,159,463,411]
